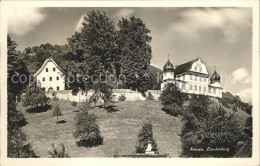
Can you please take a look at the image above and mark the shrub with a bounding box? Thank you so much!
[118,94,126,101]
[181,104,243,157]
[48,143,70,158]
[162,104,181,117]
[136,122,158,154]
[73,108,103,147]
[159,83,185,116]
[23,82,50,108]
[53,105,62,123]
[92,82,115,107]
[71,101,77,106]
[146,92,154,100]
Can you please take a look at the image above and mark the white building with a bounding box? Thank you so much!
[34,58,65,91]
[161,57,222,98]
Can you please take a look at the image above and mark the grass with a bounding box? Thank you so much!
[17,98,249,158]
[18,100,183,157]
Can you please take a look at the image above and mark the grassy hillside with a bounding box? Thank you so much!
[18,100,183,157]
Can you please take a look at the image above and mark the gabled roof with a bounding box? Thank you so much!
[34,58,64,77]
[174,57,200,75]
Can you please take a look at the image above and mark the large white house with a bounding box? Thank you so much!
[34,58,65,91]
[161,57,223,98]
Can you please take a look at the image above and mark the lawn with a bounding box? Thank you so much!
[17,100,183,158]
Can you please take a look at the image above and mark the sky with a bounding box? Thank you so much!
[8,7,253,103]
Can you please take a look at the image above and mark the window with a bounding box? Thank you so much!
[42,77,45,81]
[194,76,197,81]
[57,86,59,91]
[182,84,186,90]
[57,76,59,80]
[190,75,192,80]
[199,77,202,82]
[183,75,185,80]
[203,87,206,92]
[213,89,216,94]
[53,67,56,72]
[46,68,48,72]
[208,88,211,93]
[194,85,197,91]
[194,66,197,71]
[204,78,206,82]
[49,77,52,81]
[190,84,193,90]
[199,67,202,72]
[199,86,201,92]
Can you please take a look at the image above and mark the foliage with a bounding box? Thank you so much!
[65,11,118,92]
[118,94,126,101]
[117,17,152,94]
[8,35,30,96]
[71,101,77,106]
[159,83,186,116]
[53,105,63,123]
[48,143,70,158]
[181,95,243,157]
[91,82,115,107]
[73,108,103,147]
[136,122,158,154]
[23,82,50,108]
[146,92,154,100]
[7,35,37,158]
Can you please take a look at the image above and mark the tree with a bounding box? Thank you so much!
[66,11,118,92]
[7,35,37,158]
[53,105,63,123]
[8,35,30,97]
[117,17,152,95]
[146,91,154,100]
[159,83,186,116]
[48,143,70,158]
[91,82,114,107]
[233,95,242,111]
[23,82,50,109]
[73,107,103,147]
[180,94,243,157]
[136,122,158,154]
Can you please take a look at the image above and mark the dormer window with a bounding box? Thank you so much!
[46,68,48,72]
[199,67,202,72]
[194,67,197,71]
[53,67,56,72]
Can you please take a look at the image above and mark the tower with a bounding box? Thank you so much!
[209,65,222,97]
[161,55,175,89]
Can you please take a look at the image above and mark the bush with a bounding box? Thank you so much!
[146,92,154,100]
[159,83,185,116]
[181,103,243,157]
[73,108,103,147]
[48,143,70,158]
[136,122,158,154]
[162,104,181,117]
[23,82,50,108]
[118,94,126,101]
[71,101,77,106]
[53,105,62,123]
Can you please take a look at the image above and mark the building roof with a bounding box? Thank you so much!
[163,59,174,72]
[33,58,64,77]
[210,67,221,83]
[174,57,200,75]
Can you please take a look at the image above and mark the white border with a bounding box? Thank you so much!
[1,1,259,166]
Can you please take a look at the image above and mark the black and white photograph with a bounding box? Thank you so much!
[1,1,259,166]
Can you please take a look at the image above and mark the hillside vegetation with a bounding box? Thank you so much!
[18,100,183,157]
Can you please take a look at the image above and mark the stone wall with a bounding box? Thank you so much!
[46,89,162,102]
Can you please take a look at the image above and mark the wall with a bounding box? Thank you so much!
[46,89,162,102]
[37,61,65,91]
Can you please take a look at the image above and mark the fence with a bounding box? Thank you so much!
[45,89,162,102]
